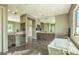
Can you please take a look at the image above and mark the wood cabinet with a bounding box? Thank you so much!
[20,14,26,31]
[20,23,25,31]
[8,34,15,48]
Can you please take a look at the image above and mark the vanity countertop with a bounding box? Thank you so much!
[8,31,26,35]
[15,31,26,35]
[36,31,54,34]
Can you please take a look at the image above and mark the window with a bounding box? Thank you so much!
[8,23,13,32]
[76,8,79,34]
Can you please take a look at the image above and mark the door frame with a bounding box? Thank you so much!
[0,5,8,53]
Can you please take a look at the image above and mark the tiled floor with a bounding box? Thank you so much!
[7,38,54,55]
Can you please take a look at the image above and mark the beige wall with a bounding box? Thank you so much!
[55,14,68,36]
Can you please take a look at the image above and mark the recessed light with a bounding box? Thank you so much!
[15,9,18,12]
[12,11,18,14]
[12,11,15,14]
[8,9,10,12]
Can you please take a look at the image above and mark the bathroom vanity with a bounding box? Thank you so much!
[8,31,26,48]
[15,31,26,47]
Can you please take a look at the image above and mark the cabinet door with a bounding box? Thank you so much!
[8,35,15,48]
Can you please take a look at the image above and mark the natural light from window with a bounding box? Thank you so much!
[76,8,79,34]
[8,23,13,33]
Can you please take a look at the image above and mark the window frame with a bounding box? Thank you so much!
[76,7,79,35]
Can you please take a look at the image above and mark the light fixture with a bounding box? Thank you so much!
[15,9,18,12]
[12,10,18,14]
[8,9,10,12]
[12,11,15,14]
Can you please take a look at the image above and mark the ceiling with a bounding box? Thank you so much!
[8,4,71,19]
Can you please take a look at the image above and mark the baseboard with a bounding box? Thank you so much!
[0,51,8,55]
